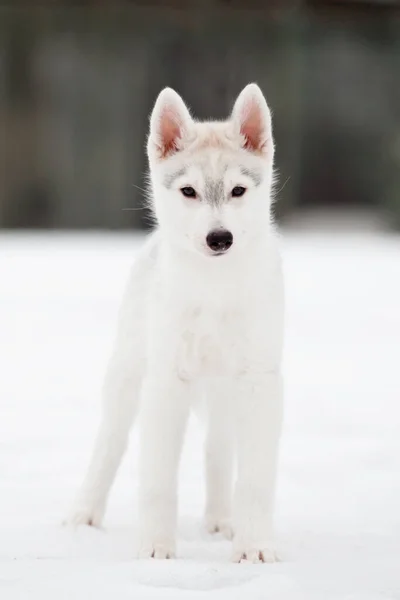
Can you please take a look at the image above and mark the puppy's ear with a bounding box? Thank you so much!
[231,83,273,157]
[148,88,193,161]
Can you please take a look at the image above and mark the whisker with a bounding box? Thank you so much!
[132,183,147,194]
[275,176,291,196]
[122,207,146,211]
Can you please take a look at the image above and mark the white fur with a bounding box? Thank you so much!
[65,84,284,564]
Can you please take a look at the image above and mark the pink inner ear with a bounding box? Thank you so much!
[158,107,182,158]
[240,101,265,153]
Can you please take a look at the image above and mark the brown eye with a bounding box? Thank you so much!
[181,186,197,198]
[231,186,246,197]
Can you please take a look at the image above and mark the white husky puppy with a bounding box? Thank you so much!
[66,83,284,564]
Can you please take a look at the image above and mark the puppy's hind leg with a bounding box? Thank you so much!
[65,352,143,528]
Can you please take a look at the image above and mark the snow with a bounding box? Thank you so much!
[1,228,400,599]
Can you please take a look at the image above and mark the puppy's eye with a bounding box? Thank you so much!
[231,186,246,197]
[181,186,197,198]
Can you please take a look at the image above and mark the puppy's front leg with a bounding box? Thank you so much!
[137,372,190,559]
[232,371,283,564]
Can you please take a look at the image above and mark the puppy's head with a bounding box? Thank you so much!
[147,84,275,258]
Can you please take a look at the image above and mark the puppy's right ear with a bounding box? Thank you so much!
[148,88,193,161]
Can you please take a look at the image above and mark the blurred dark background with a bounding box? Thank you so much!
[0,0,399,230]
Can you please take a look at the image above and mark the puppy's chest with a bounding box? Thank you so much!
[176,307,246,379]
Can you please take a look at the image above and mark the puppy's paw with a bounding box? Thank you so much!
[63,500,105,529]
[232,542,281,564]
[205,513,234,540]
[138,540,176,560]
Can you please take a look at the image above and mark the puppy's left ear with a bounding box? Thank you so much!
[231,83,273,157]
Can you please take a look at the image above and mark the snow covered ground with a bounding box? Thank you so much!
[1,228,400,599]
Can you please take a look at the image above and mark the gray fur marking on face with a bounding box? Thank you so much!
[240,166,262,187]
[163,167,187,189]
[205,177,225,206]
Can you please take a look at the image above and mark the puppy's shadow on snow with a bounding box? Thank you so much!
[131,560,260,592]
[132,515,260,591]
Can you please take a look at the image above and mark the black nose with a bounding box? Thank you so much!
[206,229,233,253]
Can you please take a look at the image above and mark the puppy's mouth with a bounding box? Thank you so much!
[204,248,230,258]
[200,245,232,258]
